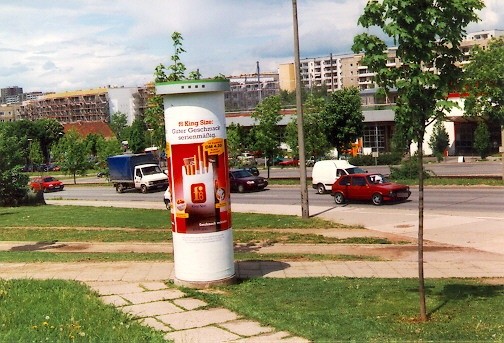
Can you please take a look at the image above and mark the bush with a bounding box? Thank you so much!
[348,154,374,166]
[349,152,403,166]
[0,168,30,207]
[389,156,434,180]
[377,152,403,165]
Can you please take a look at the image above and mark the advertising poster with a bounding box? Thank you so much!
[165,107,231,234]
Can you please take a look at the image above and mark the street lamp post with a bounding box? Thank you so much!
[147,128,154,147]
[27,138,33,171]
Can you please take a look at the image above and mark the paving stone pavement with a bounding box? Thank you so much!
[86,280,309,342]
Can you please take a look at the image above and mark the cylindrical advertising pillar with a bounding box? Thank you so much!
[156,80,235,287]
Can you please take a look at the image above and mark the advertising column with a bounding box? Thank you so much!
[156,80,235,287]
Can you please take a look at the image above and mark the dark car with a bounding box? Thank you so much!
[241,166,259,176]
[29,176,64,193]
[331,173,410,206]
[229,169,268,193]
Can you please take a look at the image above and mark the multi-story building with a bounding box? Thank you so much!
[1,86,24,104]
[280,48,399,94]
[277,30,503,156]
[19,86,146,125]
[225,72,280,111]
[459,29,504,65]
[0,104,21,122]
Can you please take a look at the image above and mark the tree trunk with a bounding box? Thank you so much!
[417,140,427,321]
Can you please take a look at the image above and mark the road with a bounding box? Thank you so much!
[264,160,503,178]
[45,184,504,216]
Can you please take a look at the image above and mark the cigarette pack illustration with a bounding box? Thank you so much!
[168,139,230,234]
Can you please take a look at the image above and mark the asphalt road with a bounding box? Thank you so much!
[265,159,503,178]
[45,184,504,216]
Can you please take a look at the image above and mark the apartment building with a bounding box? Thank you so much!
[459,29,504,65]
[225,72,280,111]
[1,86,24,104]
[280,48,398,94]
[0,104,20,122]
[278,30,503,156]
[19,86,146,125]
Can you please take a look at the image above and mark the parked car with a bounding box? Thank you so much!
[229,169,268,193]
[331,173,410,206]
[312,159,367,194]
[241,166,259,176]
[278,158,299,167]
[29,176,64,193]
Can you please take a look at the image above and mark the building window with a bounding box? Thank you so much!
[363,125,386,152]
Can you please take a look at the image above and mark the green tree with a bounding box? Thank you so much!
[226,123,250,164]
[85,133,103,159]
[0,128,29,206]
[34,119,64,163]
[428,121,449,162]
[352,0,483,321]
[95,138,122,176]
[473,121,491,159]
[279,90,297,107]
[52,130,89,184]
[147,31,201,157]
[285,94,331,160]
[28,140,44,171]
[128,118,147,154]
[109,112,128,141]
[2,120,38,166]
[251,95,283,177]
[464,37,504,123]
[323,87,364,155]
[144,93,165,151]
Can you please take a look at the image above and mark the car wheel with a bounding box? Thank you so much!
[43,187,48,193]
[372,193,383,206]
[316,183,326,194]
[237,184,245,193]
[333,192,345,205]
[116,184,125,193]
[141,185,148,193]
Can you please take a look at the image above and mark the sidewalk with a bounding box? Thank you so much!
[3,199,503,342]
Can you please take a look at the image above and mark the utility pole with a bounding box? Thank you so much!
[292,0,309,219]
[257,61,262,103]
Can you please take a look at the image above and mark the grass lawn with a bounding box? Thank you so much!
[186,277,504,342]
[0,205,388,262]
[0,279,166,342]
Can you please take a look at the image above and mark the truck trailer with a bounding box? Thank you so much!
[107,153,168,193]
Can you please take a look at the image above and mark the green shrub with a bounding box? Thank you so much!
[390,156,433,180]
[349,152,402,166]
[377,152,403,165]
[348,154,374,166]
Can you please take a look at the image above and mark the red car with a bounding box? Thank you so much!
[278,158,299,167]
[30,176,64,193]
[331,173,410,205]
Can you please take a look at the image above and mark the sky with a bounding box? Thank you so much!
[1,0,502,93]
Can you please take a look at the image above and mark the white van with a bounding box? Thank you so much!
[311,160,366,194]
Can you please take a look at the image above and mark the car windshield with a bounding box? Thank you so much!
[366,174,389,184]
[142,165,162,175]
[232,170,253,178]
[346,167,367,174]
[43,177,55,182]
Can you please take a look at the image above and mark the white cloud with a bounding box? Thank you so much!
[0,0,501,93]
